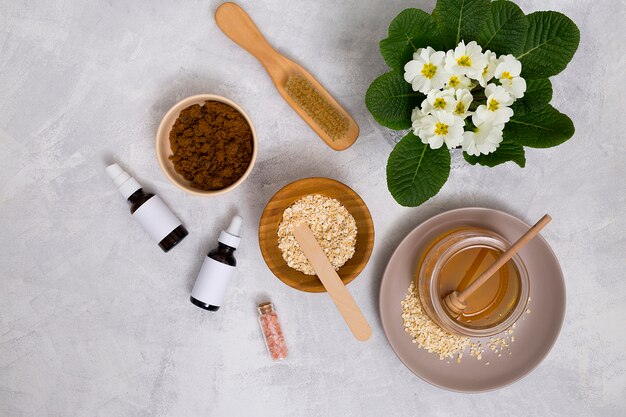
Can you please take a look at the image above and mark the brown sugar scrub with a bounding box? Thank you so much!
[168,101,253,191]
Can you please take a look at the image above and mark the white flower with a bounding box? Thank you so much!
[411,107,428,136]
[485,83,514,103]
[452,88,473,118]
[445,41,488,79]
[476,50,501,88]
[495,54,527,98]
[474,84,514,124]
[444,73,473,90]
[419,111,465,149]
[462,115,505,156]
[421,88,456,113]
[404,47,450,93]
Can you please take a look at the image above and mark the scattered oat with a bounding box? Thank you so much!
[470,343,484,361]
[487,328,516,359]
[401,282,482,362]
[401,282,523,363]
[277,194,357,275]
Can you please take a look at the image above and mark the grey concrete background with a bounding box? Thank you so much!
[1,0,624,416]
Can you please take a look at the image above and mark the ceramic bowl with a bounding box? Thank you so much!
[155,94,258,196]
[379,208,565,392]
[258,177,375,293]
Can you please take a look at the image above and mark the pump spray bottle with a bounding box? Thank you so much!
[190,215,242,311]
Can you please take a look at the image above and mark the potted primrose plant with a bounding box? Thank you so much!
[365,0,580,206]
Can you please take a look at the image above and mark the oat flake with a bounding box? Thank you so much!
[277,194,357,275]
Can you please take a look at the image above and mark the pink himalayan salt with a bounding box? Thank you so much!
[258,303,288,361]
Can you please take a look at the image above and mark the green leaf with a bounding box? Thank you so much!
[477,0,528,55]
[463,135,526,167]
[511,78,552,116]
[433,0,491,49]
[365,71,424,130]
[379,9,443,70]
[517,11,580,79]
[506,104,575,148]
[386,132,450,207]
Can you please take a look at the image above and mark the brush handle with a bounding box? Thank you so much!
[457,214,552,303]
[215,3,285,71]
[293,223,372,341]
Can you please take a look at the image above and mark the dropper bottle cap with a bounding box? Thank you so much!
[218,215,242,249]
[106,163,142,199]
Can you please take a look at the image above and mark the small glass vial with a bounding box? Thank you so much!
[258,302,287,361]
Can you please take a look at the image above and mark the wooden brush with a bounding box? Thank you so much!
[215,2,359,150]
[442,215,552,319]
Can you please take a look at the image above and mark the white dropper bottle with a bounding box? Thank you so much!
[106,163,188,252]
[190,216,242,311]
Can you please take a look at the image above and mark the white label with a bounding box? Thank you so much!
[132,196,182,243]
[191,257,236,307]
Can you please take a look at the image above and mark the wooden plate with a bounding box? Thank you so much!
[259,177,374,293]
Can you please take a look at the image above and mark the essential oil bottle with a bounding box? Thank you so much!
[106,163,188,252]
[190,215,242,311]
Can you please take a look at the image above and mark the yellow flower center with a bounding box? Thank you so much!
[500,71,513,80]
[435,122,449,136]
[457,55,472,67]
[421,63,438,79]
[482,65,489,77]
[448,76,460,88]
[454,101,466,115]
[488,98,500,111]
[433,98,447,110]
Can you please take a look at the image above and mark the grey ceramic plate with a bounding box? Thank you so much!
[379,207,565,392]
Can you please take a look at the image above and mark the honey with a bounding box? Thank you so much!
[416,227,529,337]
[437,245,521,329]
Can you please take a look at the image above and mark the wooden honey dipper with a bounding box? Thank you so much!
[442,214,552,319]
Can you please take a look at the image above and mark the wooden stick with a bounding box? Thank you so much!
[293,222,372,341]
[443,214,552,318]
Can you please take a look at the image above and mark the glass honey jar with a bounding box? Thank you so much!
[416,227,530,337]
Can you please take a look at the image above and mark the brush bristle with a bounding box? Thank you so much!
[285,75,349,141]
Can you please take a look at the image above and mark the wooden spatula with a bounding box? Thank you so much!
[293,222,372,341]
[215,2,359,150]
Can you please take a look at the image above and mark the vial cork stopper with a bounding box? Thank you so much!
[258,302,274,315]
[218,215,242,249]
